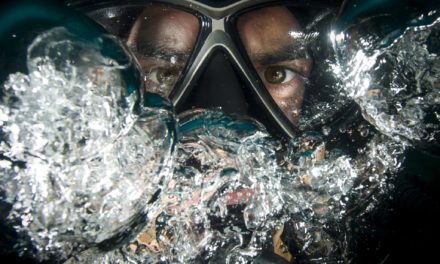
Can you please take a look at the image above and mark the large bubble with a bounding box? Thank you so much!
[331,11,440,149]
[0,27,176,261]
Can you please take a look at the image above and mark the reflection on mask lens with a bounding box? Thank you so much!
[87,4,200,98]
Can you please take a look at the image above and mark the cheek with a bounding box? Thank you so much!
[267,78,305,124]
[268,77,305,108]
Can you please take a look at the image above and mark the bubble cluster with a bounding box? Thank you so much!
[0,27,175,261]
[331,12,440,148]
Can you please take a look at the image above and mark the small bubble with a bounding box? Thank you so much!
[170,56,177,64]
[357,125,369,137]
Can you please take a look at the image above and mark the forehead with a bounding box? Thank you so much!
[127,5,199,51]
[139,5,196,24]
[237,6,302,54]
[238,6,301,30]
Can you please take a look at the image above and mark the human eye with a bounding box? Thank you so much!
[136,55,184,97]
[263,66,297,84]
[147,66,181,87]
[259,58,312,90]
[259,63,307,98]
[141,65,182,97]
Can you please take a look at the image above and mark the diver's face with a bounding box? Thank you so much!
[127,5,312,125]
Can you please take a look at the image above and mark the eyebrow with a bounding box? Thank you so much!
[250,45,310,66]
[128,41,190,64]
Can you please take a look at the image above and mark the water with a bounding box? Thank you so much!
[60,107,403,263]
[1,9,440,264]
[0,27,176,261]
[331,11,440,148]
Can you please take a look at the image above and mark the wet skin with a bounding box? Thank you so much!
[127,5,199,97]
[237,6,312,124]
[127,5,312,124]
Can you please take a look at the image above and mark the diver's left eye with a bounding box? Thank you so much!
[148,67,180,87]
[264,66,296,84]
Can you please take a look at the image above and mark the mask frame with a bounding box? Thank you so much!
[66,0,346,139]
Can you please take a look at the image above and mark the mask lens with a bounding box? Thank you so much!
[237,5,347,131]
[87,4,200,98]
[237,6,312,126]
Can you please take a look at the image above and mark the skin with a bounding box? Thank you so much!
[237,6,312,124]
[127,5,312,124]
[127,5,199,97]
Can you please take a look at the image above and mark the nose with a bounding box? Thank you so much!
[175,51,250,116]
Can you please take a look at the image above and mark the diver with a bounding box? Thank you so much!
[1,0,439,263]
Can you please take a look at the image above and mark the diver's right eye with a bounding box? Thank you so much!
[148,67,180,87]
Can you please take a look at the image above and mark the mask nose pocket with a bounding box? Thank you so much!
[176,51,250,115]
